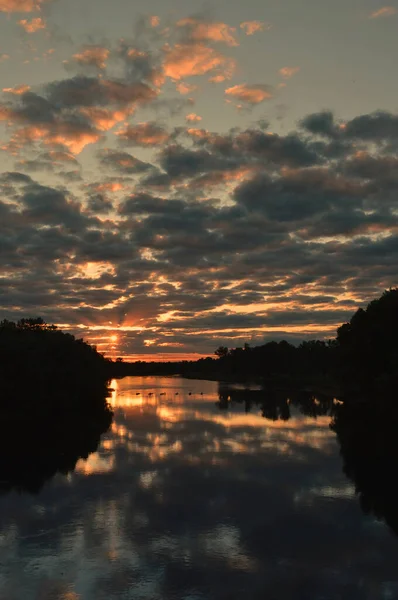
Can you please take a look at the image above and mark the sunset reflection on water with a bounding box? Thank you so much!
[1,377,398,600]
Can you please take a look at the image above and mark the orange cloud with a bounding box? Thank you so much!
[117,122,170,146]
[11,124,101,154]
[93,181,125,193]
[71,46,110,70]
[0,0,49,12]
[177,17,238,46]
[279,66,300,79]
[225,83,273,105]
[369,6,397,18]
[163,43,236,81]
[149,15,160,27]
[18,17,45,32]
[188,166,255,189]
[0,124,95,155]
[0,53,10,62]
[208,74,229,83]
[186,127,210,139]
[79,107,132,132]
[102,79,157,106]
[176,81,198,95]
[0,75,157,159]
[3,84,31,94]
[185,113,202,122]
[0,105,13,120]
[240,21,270,35]
[123,48,165,88]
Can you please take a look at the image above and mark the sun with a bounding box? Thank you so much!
[110,334,118,342]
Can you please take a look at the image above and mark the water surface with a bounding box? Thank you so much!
[1,376,398,600]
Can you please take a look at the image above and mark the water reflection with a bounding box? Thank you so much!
[0,377,398,599]
[0,387,112,494]
[332,398,398,538]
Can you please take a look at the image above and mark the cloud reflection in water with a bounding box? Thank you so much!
[0,376,398,599]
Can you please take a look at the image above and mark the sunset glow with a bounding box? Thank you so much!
[0,1,397,359]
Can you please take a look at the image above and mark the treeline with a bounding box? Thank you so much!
[0,317,113,493]
[0,317,112,405]
[213,339,335,385]
[210,288,398,393]
[115,289,398,393]
[3,287,398,397]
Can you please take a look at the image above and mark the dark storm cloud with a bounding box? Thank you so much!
[301,110,398,146]
[45,75,155,108]
[342,154,398,181]
[344,111,398,143]
[160,144,245,178]
[16,150,81,175]
[119,193,186,216]
[236,130,322,166]
[0,171,32,184]
[187,126,324,169]
[116,121,170,146]
[1,106,398,355]
[86,193,114,214]
[98,149,153,174]
[20,182,91,231]
[300,111,339,138]
[233,168,365,222]
[156,308,350,332]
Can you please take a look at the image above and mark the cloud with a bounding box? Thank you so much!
[0,0,49,12]
[158,144,247,179]
[176,17,239,47]
[0,53,10,62]
[300,111,339,138]
[163,43,236,81]
[343,111,398,144]
[16,149,80,174]
[116,121,170,146]
[176,81,198,95]
[369,6,397,18]
[87,193,114,214]
[0,74,157,155]
[149,15,160,27]
[240,21,270,35]
[2,74,398,356]
[68,46,110,70]
[3,84,31,95]
[279,66,300,79]
[185,113,202,122]
[18,17,45,32]
[225,83,273,105]
[301,110,398,149]
[98,149,153,174]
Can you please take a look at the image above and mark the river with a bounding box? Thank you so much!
[0,376,397,599]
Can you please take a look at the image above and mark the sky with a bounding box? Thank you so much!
[0,0,397,360]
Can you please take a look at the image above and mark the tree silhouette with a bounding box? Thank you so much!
[0,317,114,493]
[332,397,398,536]
[336,288,398,392]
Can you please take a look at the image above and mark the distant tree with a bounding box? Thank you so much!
[215,346,229,358]
[0,317,112,403]
[336,288,398,390]
[16,317,56,331]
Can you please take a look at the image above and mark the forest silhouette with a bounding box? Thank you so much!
[1,289,398,510]
[0,317,113,493]
[114,288,398,397]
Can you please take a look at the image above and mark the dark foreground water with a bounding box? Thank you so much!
[1,377,398,600]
